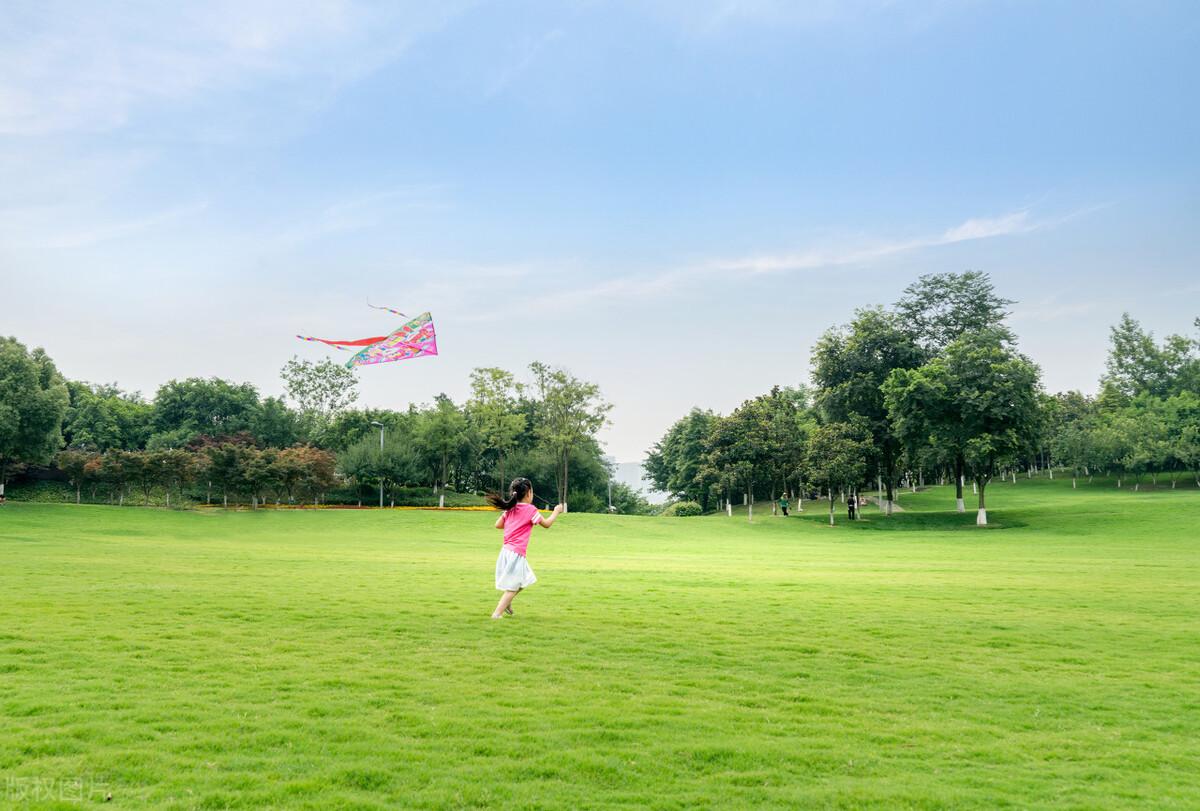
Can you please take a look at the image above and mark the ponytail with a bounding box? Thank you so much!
[486,477,532,511]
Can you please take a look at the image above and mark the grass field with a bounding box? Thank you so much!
[2,479,1198,809]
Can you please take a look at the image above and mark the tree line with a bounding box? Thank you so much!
[0,342,642,512]
[646,272,1200,525]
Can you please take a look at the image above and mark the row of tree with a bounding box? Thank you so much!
[55,445,337,508]
[646,272,1200,525]
[1,337,638,511]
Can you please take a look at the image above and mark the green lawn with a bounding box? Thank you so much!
[2,480,1198,809]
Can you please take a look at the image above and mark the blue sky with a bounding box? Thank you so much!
[2,1,1198,460]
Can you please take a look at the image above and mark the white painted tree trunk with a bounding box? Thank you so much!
[1011,471,1017,483]
[977,508,987,525]
[726,501,732,517]
[972,481,977,494]
[1049,468,1054,480]
[1072,477,1077,489]
[439,494,445,508]
[956,498,965,512]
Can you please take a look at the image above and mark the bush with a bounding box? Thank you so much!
[662,500,702,517]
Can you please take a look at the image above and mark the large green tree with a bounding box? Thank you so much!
[895,270,1015,353]
[466,367,527,489]
[644,408,719,510]
[414,395,472,502]
[0,337,70,498]
[1103,313,1200,399]
[812,307,922,515]
[153,378,262,442]
[529,362,611,512]
[803,421,871,526]
[885,330,1041,525]
[280,356,359,441]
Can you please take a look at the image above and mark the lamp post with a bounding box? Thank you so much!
[370,421,385,508]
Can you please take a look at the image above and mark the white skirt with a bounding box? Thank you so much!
[495,547,537,591]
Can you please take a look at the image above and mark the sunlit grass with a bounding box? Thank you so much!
[2,479,1198,808]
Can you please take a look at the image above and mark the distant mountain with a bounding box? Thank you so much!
[611,461,667,504]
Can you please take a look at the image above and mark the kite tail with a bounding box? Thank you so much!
[367,300,407,318]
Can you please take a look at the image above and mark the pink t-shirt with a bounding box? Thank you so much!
[501,503,543,556]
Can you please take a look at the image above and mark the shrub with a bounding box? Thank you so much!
[662,500,702,517]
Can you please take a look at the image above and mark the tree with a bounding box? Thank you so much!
[151,448,196,507]
[803,421,871,526]
[64,382,153,451]
[644,408,719,509]
[414,395,472,501]
[323,408,415,453]
[153,378,262,443]
[466,367,527,489]
[895,271,1015,353]
[239,447,278,509]
[1103,313,1200,399]
[204,444,243,508]
[812,307,923,515]
[56,449,97,504]
[253,397,302,448]
[529,363,611,512]
[295,446,337,505]
[885,330,1041,525]
[702,400,771,522]
[280,357,359,441]
[0,337,70,499]
[607,481,653,515]
[99,449,136,506]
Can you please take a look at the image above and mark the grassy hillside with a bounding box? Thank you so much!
[1,479,1197,808]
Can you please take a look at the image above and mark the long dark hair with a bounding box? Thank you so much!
[486,477,532,511]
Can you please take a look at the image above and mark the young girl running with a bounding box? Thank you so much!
[487,477,563,619]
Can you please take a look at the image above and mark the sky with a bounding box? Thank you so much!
[2,0,1198,462]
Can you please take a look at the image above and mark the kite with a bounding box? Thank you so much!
[297,305,438,368]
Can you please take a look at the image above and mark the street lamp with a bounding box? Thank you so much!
[370,421,385,509]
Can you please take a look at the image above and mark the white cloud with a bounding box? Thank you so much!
[41,201,210,249]
[0,0,469,136]
[529,206,1073,311]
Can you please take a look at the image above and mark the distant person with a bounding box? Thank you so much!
[847,496,857,520]
[778,494,789,516]
[486,477,563,619]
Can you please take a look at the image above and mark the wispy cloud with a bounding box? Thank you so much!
[530,206,1080,311]
[1011,295,1100,323]
[42,201,210,249]
[718,209,1038,275]
[486,29,565,96]
[0,1,470,136]
[266,185,453,248]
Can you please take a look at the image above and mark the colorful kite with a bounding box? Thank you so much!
[297,305,438,368]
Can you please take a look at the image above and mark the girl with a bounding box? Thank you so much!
[487,477,563,619]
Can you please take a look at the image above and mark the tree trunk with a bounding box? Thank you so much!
[207,480,212,505]
[223,489,228,508]
[747,487,752,523]
[76,484,81,505]
[828,491,835,526]
[1072,476,1077,489]
[955,457,965,513]
[885,480,895,516]
[976,479,988,526]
